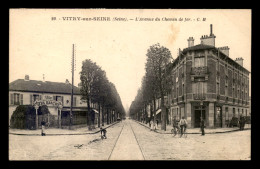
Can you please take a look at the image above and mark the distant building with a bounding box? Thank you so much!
[9,75,100,128]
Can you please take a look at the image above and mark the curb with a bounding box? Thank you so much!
[9,121,120,136]
[133,120,250,134]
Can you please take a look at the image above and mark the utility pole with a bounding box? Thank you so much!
[70,44,75,130]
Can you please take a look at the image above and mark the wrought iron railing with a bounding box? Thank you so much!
[193,93,206,100]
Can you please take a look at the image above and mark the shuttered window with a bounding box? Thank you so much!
[73,97,76,106]
[61,96,64,105]
[10,93,14,105]
[30,94,33,105]
[20,94,23,105]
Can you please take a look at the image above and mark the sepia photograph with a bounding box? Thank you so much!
[9,9,251,160]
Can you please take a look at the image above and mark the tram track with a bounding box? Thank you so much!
[107,120,145,160]
[128,120,146,160]
[107,122,125,160]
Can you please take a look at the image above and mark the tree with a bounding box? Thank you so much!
[80,59,101,130]
[80,59,126,129]
[145,43,172,130]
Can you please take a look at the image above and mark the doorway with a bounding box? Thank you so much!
[194,109,205,128]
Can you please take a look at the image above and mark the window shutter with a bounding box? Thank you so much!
[53,96,56,101]
[20,94,23,105]
[30,94,33,105]
[61,96,64,105]
[10,93,14,105]
[73,97,76,106]
[39,95,42,100]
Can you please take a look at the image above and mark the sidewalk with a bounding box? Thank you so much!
[9,121,120,136]
[134,120,251,134]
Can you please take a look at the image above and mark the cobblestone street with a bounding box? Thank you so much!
[9,119,250,160]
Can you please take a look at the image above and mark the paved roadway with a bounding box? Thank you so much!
[9,119,250,160]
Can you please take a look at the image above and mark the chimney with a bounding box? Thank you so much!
[24,75,29,81]
[200,24,216,46]
[43,74,45,82]
[210,24,213,36]
[235,57,244,67]
[187,37,194,47]
[65,79,70,84]
[219,46,230,56]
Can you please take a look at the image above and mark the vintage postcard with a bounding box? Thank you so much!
[9,9,251,160]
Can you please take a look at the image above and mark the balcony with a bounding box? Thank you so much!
[193,93,206,100]
[190,66,208,76]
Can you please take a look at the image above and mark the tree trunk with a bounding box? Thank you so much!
[161,92,166,131]
[98,103,101,127]
[106,108,109,125]
[153,98,156,124]
[102,104,104,126]
[87,98,92,130]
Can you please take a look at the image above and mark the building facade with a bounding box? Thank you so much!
[9,75,102,128]
[165,25,250,128]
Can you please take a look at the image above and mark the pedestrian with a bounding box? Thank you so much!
[150,120,154,131]
[179,116,188,137]
[41,120,46,136]
[156,119,159,129]
[100,127,107,139]
[200,117,205,136]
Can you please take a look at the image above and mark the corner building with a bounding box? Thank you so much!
[167,25,250,128]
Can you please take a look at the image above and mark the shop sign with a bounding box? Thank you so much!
[34,100,62,107]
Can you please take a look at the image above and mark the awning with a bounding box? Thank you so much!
[156,109,161,115]
[92,109,99,114]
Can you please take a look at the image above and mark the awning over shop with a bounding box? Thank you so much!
[61,107,88,112]
[92,109,99,114]
[156,109,161,115]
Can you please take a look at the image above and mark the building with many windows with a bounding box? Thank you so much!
[164,24,250,128]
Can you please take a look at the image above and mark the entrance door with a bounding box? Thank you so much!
[215,107,222,127]
[194,109,205,128]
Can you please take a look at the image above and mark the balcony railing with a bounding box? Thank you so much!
[193,93,206,100]
[190,66,208,75]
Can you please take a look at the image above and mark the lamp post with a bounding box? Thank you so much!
[34,104,39,130]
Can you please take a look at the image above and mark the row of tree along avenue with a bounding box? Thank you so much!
[129,43,173,131]
[80,59,126,130]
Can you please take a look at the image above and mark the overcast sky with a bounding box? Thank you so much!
[10,9,251,113]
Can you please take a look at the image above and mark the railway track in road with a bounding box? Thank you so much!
[107,120,145,160]
[107,122,125,160]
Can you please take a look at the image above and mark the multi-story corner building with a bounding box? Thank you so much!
[165,24,250,128]
[9,75,101,128]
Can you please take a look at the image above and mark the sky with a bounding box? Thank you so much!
[9,9,251,113]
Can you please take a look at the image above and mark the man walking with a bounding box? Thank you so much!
[200,117,205,136]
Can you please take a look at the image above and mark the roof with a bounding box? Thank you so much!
[9,79,81,95]
[180,44,250,73]
[182,44,215,53]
